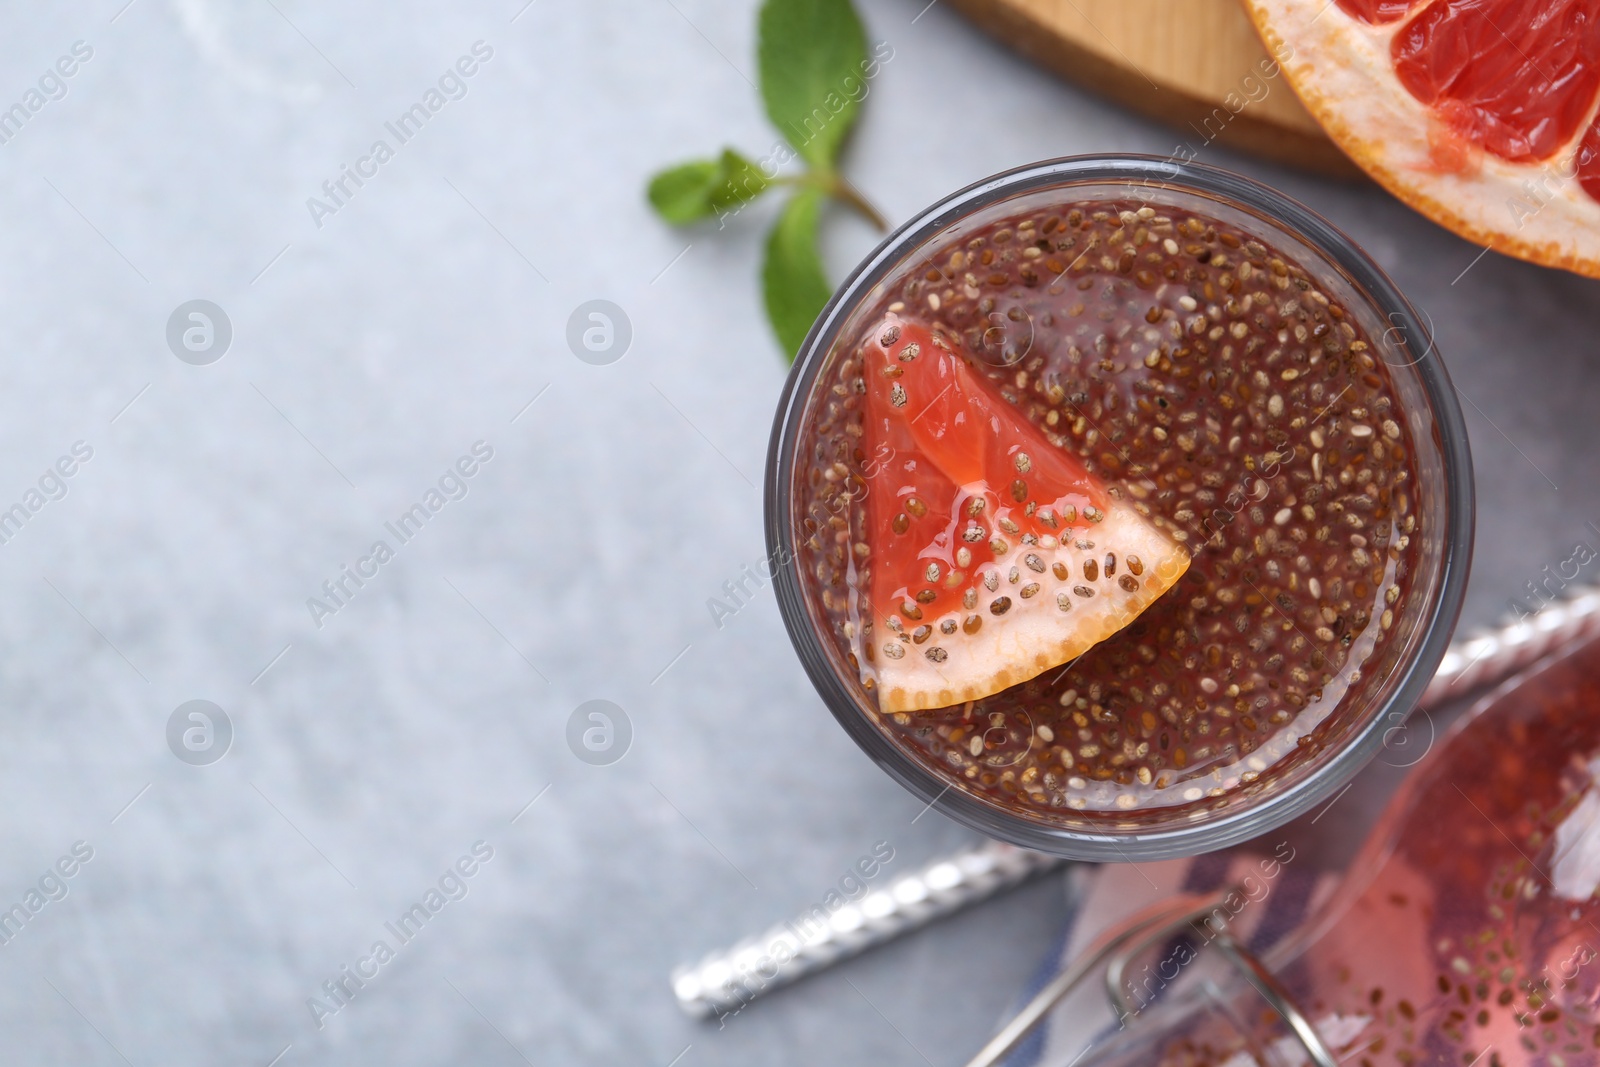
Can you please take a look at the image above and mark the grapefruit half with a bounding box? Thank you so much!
[1244,0,1600,277]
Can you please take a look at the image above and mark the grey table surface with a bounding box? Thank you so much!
[0,1,1596,1064]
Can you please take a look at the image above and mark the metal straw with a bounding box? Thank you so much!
[671,842,1061,1019]
[671,584,1600,1018]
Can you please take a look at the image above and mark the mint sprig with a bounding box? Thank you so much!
[645,0,887,361]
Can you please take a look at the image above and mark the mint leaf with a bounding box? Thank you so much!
[647,149,771,225]
[647,160,720,223]
[762,189,832,360]
[709,149,771,214]
[758,0,868,169]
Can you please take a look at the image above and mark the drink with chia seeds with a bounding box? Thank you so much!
[768,159,1472,858]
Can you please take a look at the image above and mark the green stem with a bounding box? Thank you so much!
[775,171,888,232]
[828,175,888,232]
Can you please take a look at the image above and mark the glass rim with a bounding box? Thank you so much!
[763,153,1475,860]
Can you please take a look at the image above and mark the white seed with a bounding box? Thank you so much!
[1274,508,1293,525]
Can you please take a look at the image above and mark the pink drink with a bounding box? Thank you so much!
[1079,634,1600,1066]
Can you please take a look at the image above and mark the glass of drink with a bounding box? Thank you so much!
[765,155,1473,860]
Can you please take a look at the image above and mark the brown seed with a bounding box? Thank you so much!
[1082,558,1099,581]
[1015,452,1032,473]
[915,588,937,603]
[879,325,901,347]
[892,513,909,534]
[890,383,907,407]
[1119,574,1139,592]
[1056,593,1072,612]
[999,518,1020,535]
[1024,553,1046,573]
[883,642,905,659]
[962,589,979,610]
[1053,561,1070,580]
[966,497,987,518]
[899,342,921,361]
[1127,555,1144,576]
[990,537,1009,555]
[963,614,982,634]
[1010,479,1029,502]
[1038,508,1058,529]
[963,525,985,542]
[1061,504,1078,524]
[940,618,958,635]
[901,601,922,620]
[925,646,948,663]
[1020,583,1040,599]
[1104,553,1116,576]
[1083,505,1104,522]
[990,596,1013,615]
[906,496,928,517]
[882,364,903,378]
[911,625,932,644]
[1074,585,1096,598]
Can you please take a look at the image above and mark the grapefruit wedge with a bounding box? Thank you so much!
[860,316,1190,714]
[1244,0,1600,277]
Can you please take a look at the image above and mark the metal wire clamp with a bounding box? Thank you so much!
[965,885,1336,1067]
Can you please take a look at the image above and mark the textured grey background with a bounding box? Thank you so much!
[0,1,1595,1065]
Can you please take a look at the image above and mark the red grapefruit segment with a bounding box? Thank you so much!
[1581,116,1600,199]
[1247,0,1600,277]
[859,315,1190,714]
[1389,0,1600,163]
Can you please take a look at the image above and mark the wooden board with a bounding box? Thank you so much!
[948,0,1363,177]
